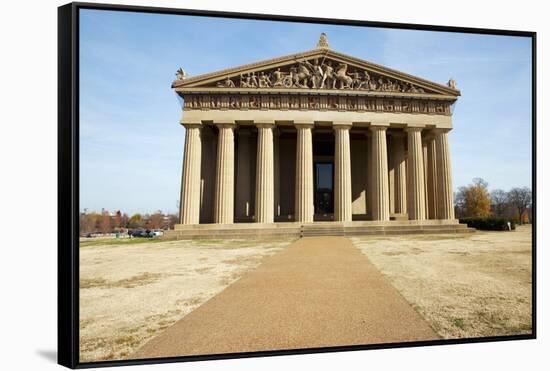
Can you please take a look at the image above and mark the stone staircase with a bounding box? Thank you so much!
[301,222,345,237]
[343,222,474,236]
[164,223,302,240]
[164,220,474,240]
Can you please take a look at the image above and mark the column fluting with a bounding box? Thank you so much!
[294,124,314,223]
[334,124,352,222]
[406,127,427,220]
[213,124,235,224]
[426,136,438,219]
[435,130,455,220]
[370,126,390,221]
[179,124,202,224]
[255,123,275,223]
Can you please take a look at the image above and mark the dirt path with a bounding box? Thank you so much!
[132,236,438,359]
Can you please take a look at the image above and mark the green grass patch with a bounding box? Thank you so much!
[451,318,466,329]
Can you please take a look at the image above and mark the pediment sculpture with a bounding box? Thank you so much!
[211,58,430,93]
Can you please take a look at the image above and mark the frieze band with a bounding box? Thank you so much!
[183,94,452,115]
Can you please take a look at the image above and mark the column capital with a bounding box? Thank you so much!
[332,121,353,130]
[433,128,452,134]
[214,122,236,129]
[255,121,276,129]
[182,123,202,129]
[369,125,388,132]
[370,122,390,130]
[294,122,315,130]
[405,127,423,133]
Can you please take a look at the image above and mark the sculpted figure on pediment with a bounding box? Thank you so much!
[258,71,271,88]
[377,77,386,91]
[334,63,353,89]
[217,76,235,88]
[206,57,437,94]
[293,61,312,88]
[355,70,370,90]
[304,58,324,88]
[272,68,284,87]
[240,73,250,88]
[348,71,361,89]
[249,72,259,88]
[321,61,336,89]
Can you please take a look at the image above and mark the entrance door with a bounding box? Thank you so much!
[314,162,334,214]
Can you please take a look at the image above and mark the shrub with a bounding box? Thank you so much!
[459,217,516,231]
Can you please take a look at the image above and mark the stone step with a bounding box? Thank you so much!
[164,229,302,240]
[166,223,474,239]
[346,228,475,236]
[344,224,468,231]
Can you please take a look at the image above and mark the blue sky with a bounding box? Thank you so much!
[80,9,532,215]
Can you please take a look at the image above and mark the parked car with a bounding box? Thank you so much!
[131,229,148,238]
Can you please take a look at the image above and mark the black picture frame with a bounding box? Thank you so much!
[58,2,537,368]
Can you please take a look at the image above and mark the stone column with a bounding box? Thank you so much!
[255,123,275,223]
[366,133,373,219]
[435,129,455,220]
[423,140,429,214]
[426,135,438,219]
[235,129,252,221]
[391,132,407,215]
[179,124,202,224]
[273,129,281,219]
[406,127,427,220]
[334,123,352,222]
[387,136,395,215]
[295,123,314,223]
[213,124,235,224]
[369,126,390,221]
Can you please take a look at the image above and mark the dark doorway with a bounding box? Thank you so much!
[315,162,334,214]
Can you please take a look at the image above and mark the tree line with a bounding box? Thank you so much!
[80,209,178,235]
[454,178,532,223]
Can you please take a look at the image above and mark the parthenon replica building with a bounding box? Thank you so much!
[170,34,470,238]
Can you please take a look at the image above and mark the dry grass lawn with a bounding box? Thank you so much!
[80,226,532,362]
[351,225,533,339]
[79,237,295,362]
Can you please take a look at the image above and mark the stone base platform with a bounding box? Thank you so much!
[164,220,474,240]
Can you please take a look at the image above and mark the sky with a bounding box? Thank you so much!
[79,9,532,215]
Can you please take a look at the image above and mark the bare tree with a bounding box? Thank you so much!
[121,213,129,229]
[113,210,122,229]
[80,212,100,235]
[491,189,509,217]
[149,211,163,230]
[167,214,178,229]
[507,187,532,224]
[99,210,112,234]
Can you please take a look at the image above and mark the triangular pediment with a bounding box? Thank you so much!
[173,48,460,97]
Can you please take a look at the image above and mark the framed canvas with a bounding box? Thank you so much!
[58,2,536,368]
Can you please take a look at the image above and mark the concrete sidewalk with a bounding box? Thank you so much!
[132,237,438,359]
